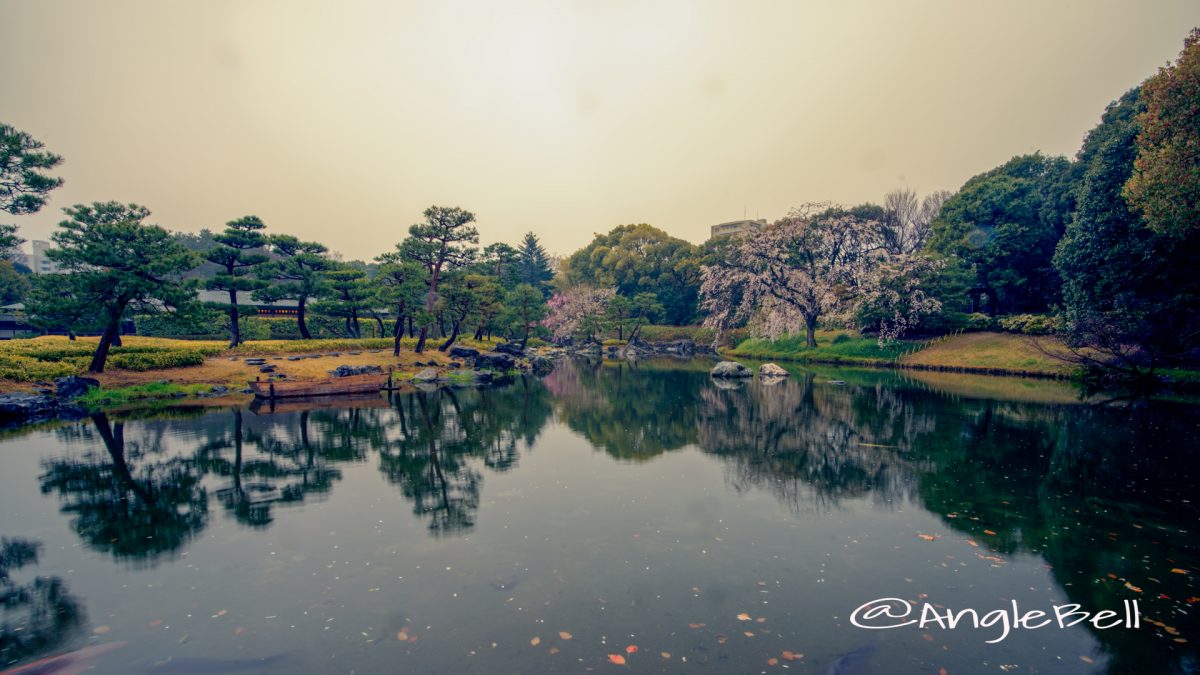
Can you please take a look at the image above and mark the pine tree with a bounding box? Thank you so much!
[206,216,269,347]
[516,231,553,295]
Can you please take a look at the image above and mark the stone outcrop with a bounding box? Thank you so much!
[759,363,789,377]
[0,393,86,427]
[474,353,515,371]
[530,356,555,376]
[492,342,526,357]
[55,376,99,399]
[329,364,384,377]
[448,346,480,359]
[711,361,752,378]
[411,368,440,383]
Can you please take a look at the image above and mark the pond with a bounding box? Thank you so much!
[0,358,1197,674]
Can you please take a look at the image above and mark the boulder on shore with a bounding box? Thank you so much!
[55,376,100,399]
[492,342,526,357]
[411,368,440,383]
[448,346,480,359]
[710,361,752,378]
[475,353,515,371]
[0,393,86,426]
[759,363,789,377]
[329,364,383,378]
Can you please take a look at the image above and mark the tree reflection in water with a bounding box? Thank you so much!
[0,538,85,666]
[23,360,1199,673]
[378,378,553,534]
[40,413,209,565]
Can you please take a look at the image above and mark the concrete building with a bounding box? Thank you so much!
[17,240,59,274]
[709,219,766,240]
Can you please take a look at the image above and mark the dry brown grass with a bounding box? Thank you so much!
[900,332,1076,376]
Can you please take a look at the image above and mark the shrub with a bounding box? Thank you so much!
[963,313,997,332]
[830,333,851,344]
[997,314,1060,335]
[107,349,207,371]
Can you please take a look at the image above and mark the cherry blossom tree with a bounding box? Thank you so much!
[699,204,941,348]
[543,286,616,342]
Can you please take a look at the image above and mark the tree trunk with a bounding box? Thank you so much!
[374,315,385,337]
[415,326,428,353]
[112,330,122,347]
[473,326,484,341]
[439,321,461,351]
[407,316,414,338]
[88,319,121,373]
[805,314,818,349]
[521,323,530,349]
[393,309,404,356]
[68,330,76,341]
[351,312,361,339]
[297,297,311,339]
[228,289,241,348]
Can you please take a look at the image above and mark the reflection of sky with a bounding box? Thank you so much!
[1,369,1196,673]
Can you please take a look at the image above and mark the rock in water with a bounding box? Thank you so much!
[55,375,100,399]
[759,363,789,377]
[530,356,554,376]
[710,361,752,378]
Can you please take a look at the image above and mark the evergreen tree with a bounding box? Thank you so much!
[1054,87,1200,375]
[205,216,269,347]
[315,266,372,338]
[397,206,479,352]
[40,202,197,372]
[257,234,333,339]
[516,232,554,294]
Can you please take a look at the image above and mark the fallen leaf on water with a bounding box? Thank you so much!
[608,654,626,665]
[743,631,755,638]
[917,534,936,541]
[626,645,637,654]
[396,630,409,642]
[768,657,779,666]
[736,613,751,621]
[93,626,110,635]
[531,637,541,646]
[234,627,244,636]
[966,540,980,548]
[558,631,573,640]
[1187,597,1200,604]
[660,652,670,659]
[1171,568,1189,575]
[1080,656,1095,664]
[549,647,560,655]
[148,619,163,627]
[756,617,767,623]
[213,609,228,618]
[781,651,801,661]
[983,530,997,536]
[1124,582,1143,593]
[688,623,705,629]
[939,668,948,675]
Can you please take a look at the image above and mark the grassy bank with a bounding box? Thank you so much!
[724,331,1077,378]
[0,334,507,406]
[726,330,915,366]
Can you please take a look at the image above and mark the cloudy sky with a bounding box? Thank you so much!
[2,1,1197,260]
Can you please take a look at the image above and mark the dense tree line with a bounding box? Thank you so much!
[2,28,1197,380]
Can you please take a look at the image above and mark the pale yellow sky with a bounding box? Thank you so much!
[2,1,1197,260]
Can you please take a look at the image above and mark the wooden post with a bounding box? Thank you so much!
[269,382,275,400]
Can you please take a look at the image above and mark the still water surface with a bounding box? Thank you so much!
[1,359,1197,674]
